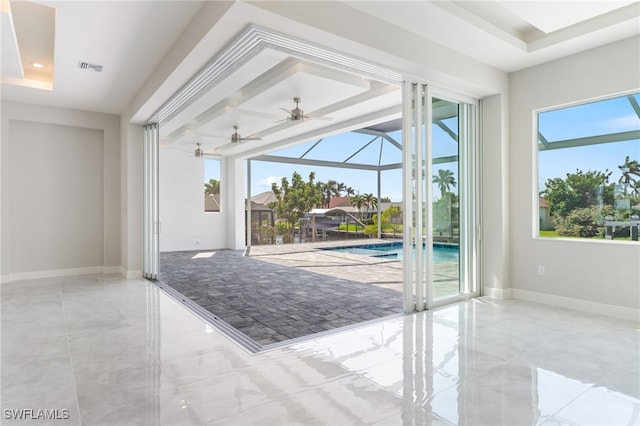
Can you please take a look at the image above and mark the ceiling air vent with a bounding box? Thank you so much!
[78,61,103,72]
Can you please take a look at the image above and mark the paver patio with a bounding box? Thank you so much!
[159,239,459,347]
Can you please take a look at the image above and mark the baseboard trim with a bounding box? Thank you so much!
[512,288,640,322]
[103,266,121,274]
[7,266,124,283]
[124,269,142,279]
[0,275,10,285]
[483,286,513,300]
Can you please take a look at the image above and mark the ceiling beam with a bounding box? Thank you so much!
[232,105,402,158]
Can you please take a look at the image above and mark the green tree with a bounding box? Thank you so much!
[618,156,640,194]
[364,205,403,237]
[320,180,338,208]
[553,206,606,238]
[433,169,456,199]
[362,193,377,220]
[268,172,322,243]
[350,194,365,218]
[336,182,347,196]
[543,169,613,218]
[204,178,220,195]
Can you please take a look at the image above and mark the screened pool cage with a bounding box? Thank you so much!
[245,101,461,246]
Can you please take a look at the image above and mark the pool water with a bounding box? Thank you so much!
[322,242,458,262]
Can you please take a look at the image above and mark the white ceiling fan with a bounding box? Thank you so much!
[278,97,333,122]
[210,125,262,152]
[194,142,217,157]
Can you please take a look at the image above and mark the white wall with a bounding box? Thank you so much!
[159,148,227,252]
[482,94,510,297]
[509,36,640,316]
[0,101,120,282]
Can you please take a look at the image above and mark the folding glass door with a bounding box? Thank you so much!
[402,82,479,312]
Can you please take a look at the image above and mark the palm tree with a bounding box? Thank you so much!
[618,156,640,192]
[363,193,377,219]
[320,180,338,208]
[336,182,347,196]
[204,178,220,195]
[344,186,356,197]
[433,169,456,199]
[350,194,364,218]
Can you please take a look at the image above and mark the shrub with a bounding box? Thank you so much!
[553,206,603,238]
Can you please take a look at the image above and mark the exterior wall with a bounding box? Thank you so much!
[509,36,640,315]
[1,101,120,282]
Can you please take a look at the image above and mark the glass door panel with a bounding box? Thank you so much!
[403,83,478,311]
[432,98,461,299]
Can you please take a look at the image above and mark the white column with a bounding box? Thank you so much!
[224,156,246,250]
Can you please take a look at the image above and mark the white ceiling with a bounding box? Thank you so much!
[1,0,638,158]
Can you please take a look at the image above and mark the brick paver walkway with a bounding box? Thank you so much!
[160,239,459,346]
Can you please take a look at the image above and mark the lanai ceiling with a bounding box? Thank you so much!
[158,44,402,158]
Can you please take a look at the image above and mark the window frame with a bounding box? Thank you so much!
[533,90,640,243]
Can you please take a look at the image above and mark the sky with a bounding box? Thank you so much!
[206,93,640,202]
[537,93,640,192]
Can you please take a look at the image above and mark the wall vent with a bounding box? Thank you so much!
[78,61,103,72]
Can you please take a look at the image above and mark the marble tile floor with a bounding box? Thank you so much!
[1,274,639,426]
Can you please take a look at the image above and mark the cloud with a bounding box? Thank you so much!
[259,176,283,187]
[600,114,640,131]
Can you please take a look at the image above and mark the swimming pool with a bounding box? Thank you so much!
[321,242,458,262]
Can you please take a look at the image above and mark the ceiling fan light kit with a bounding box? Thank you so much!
[195,142,204,157]
[279,97,333,122]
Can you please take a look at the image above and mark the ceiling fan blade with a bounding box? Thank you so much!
[306,115,333,121]
[279,107,292,114]
[241,137,262,141]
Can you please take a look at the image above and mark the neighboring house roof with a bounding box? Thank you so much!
[380,202,402,211]
[205,194,273,212]
[249,201,273,212]
[329,196,352,208]
[251,191,277,206]
[539,197,548,208]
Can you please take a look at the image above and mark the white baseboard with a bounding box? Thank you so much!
[512,288,640,322]
[483,286,513,300]
[8,266,105,282]
[6,266,126,283]
[124,269,142,279]
[103,266,121,274]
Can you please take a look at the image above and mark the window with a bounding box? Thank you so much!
[204,159,221,212]
[537,93,640,242]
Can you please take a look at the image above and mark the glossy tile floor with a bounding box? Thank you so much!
[1,274,638,425]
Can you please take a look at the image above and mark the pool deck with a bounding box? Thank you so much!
[249,239,460,295]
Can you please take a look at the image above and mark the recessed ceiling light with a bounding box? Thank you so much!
[32,63,44,69]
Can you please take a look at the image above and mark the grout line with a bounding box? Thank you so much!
[60,279,84,426]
